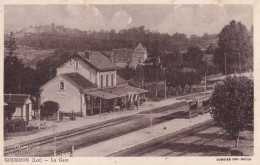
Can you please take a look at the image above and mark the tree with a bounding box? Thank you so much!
[217,20,253,74]
[40,101,60,117]
[35,58,57,90]
[166,71,180,96]
[210,76,253,148]
[4,105,16,120]
[5,31,18,57]
[4,32,39,95]
[4,32,25,94]
[184,46,204,71]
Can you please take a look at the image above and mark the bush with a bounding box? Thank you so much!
[4,119,27,133]
[4,105,16,120]
[210,76,253,147]
[70,112,76,120]
[40,101,59,117]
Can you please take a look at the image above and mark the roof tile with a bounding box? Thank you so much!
[62,73,97,91]
[77,51,119,71]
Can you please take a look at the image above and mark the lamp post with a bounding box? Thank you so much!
[149,110,152,133]
[140,59,145,88]
[156,64,158,97]
[155,56,161,97]
[224,53,227,75]
[204,63,208,92]
[162,67,167,99]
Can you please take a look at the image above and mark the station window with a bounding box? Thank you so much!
[75,61,79,70]
[111,74,114,86]
[59,82,65,90]
[101,75,103,88]
[106,74,109,87]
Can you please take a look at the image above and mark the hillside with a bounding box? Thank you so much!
[14,24,218,54]
[5,24,219,68]
[16,45,55,68]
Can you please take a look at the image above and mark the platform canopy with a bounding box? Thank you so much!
[84,84,148,100]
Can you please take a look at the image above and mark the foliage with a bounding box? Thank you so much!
[183,46,204,71]
[4,32,38,95]
[4,105,16,120]
[207,65,221,75]
[4,55,24,93]
[40,101,59,117]
[117,67,137,80]
[4,31,18,57]
[216,20,253,74]
[70,112,76,120]
[17,25,191,57]
[210,76,253,138]
[166,67,202,95]
[4,119,28,133]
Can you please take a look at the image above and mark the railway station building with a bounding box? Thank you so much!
[40,51,147,116]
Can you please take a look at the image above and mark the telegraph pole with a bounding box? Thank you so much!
[142,63,145,88]
[239,52,241,74]
[155,56,160,97]
[165,77,167,99]
[163,67,167,99]
[224,53,227,75]
[149,110,152,133]
[156,64,158,97]
[54,136,57,157]
[204,63,208,92]
[74,42,77,52]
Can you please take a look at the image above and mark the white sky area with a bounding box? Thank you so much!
[4,4,253,36]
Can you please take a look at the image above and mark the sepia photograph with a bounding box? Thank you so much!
[2,1,254,160]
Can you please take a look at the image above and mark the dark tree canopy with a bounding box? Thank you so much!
[210,76,253,138]
[40,101,60,117]
[4,36,24,93]
[4,31,18,57]
[216,20,253,74]
[4,32,38,95]
[4,105,16,120]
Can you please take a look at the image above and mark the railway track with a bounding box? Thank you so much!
[107,120,215,157]
[4,101,189,156]
[164,129,226,156]
[4,115,141,156]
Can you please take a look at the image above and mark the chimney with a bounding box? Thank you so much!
[84,51,90,60]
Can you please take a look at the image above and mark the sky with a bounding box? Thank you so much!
[4,4,253,36]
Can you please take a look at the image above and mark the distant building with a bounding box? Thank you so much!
[110,48,133,68]
[40,50,147,116]
[4,94,33,122]
[202,43,215,67]
[202,54,214,67]
[110,43,148,69]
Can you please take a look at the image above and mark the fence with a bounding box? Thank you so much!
[144,81,165,86]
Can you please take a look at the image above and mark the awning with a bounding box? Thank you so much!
[84,84,148,99]
[85,90,119,99]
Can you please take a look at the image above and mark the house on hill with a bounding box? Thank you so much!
[202,54,214,67]
[110,43,148,69]
[4,94,33,122]
[40,50,147,116]
[202,43,216,67]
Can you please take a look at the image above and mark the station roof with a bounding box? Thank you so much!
[77,51,119,71]
[4,94,31,105]
[62,73,97,91]
[84,84,148,99]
